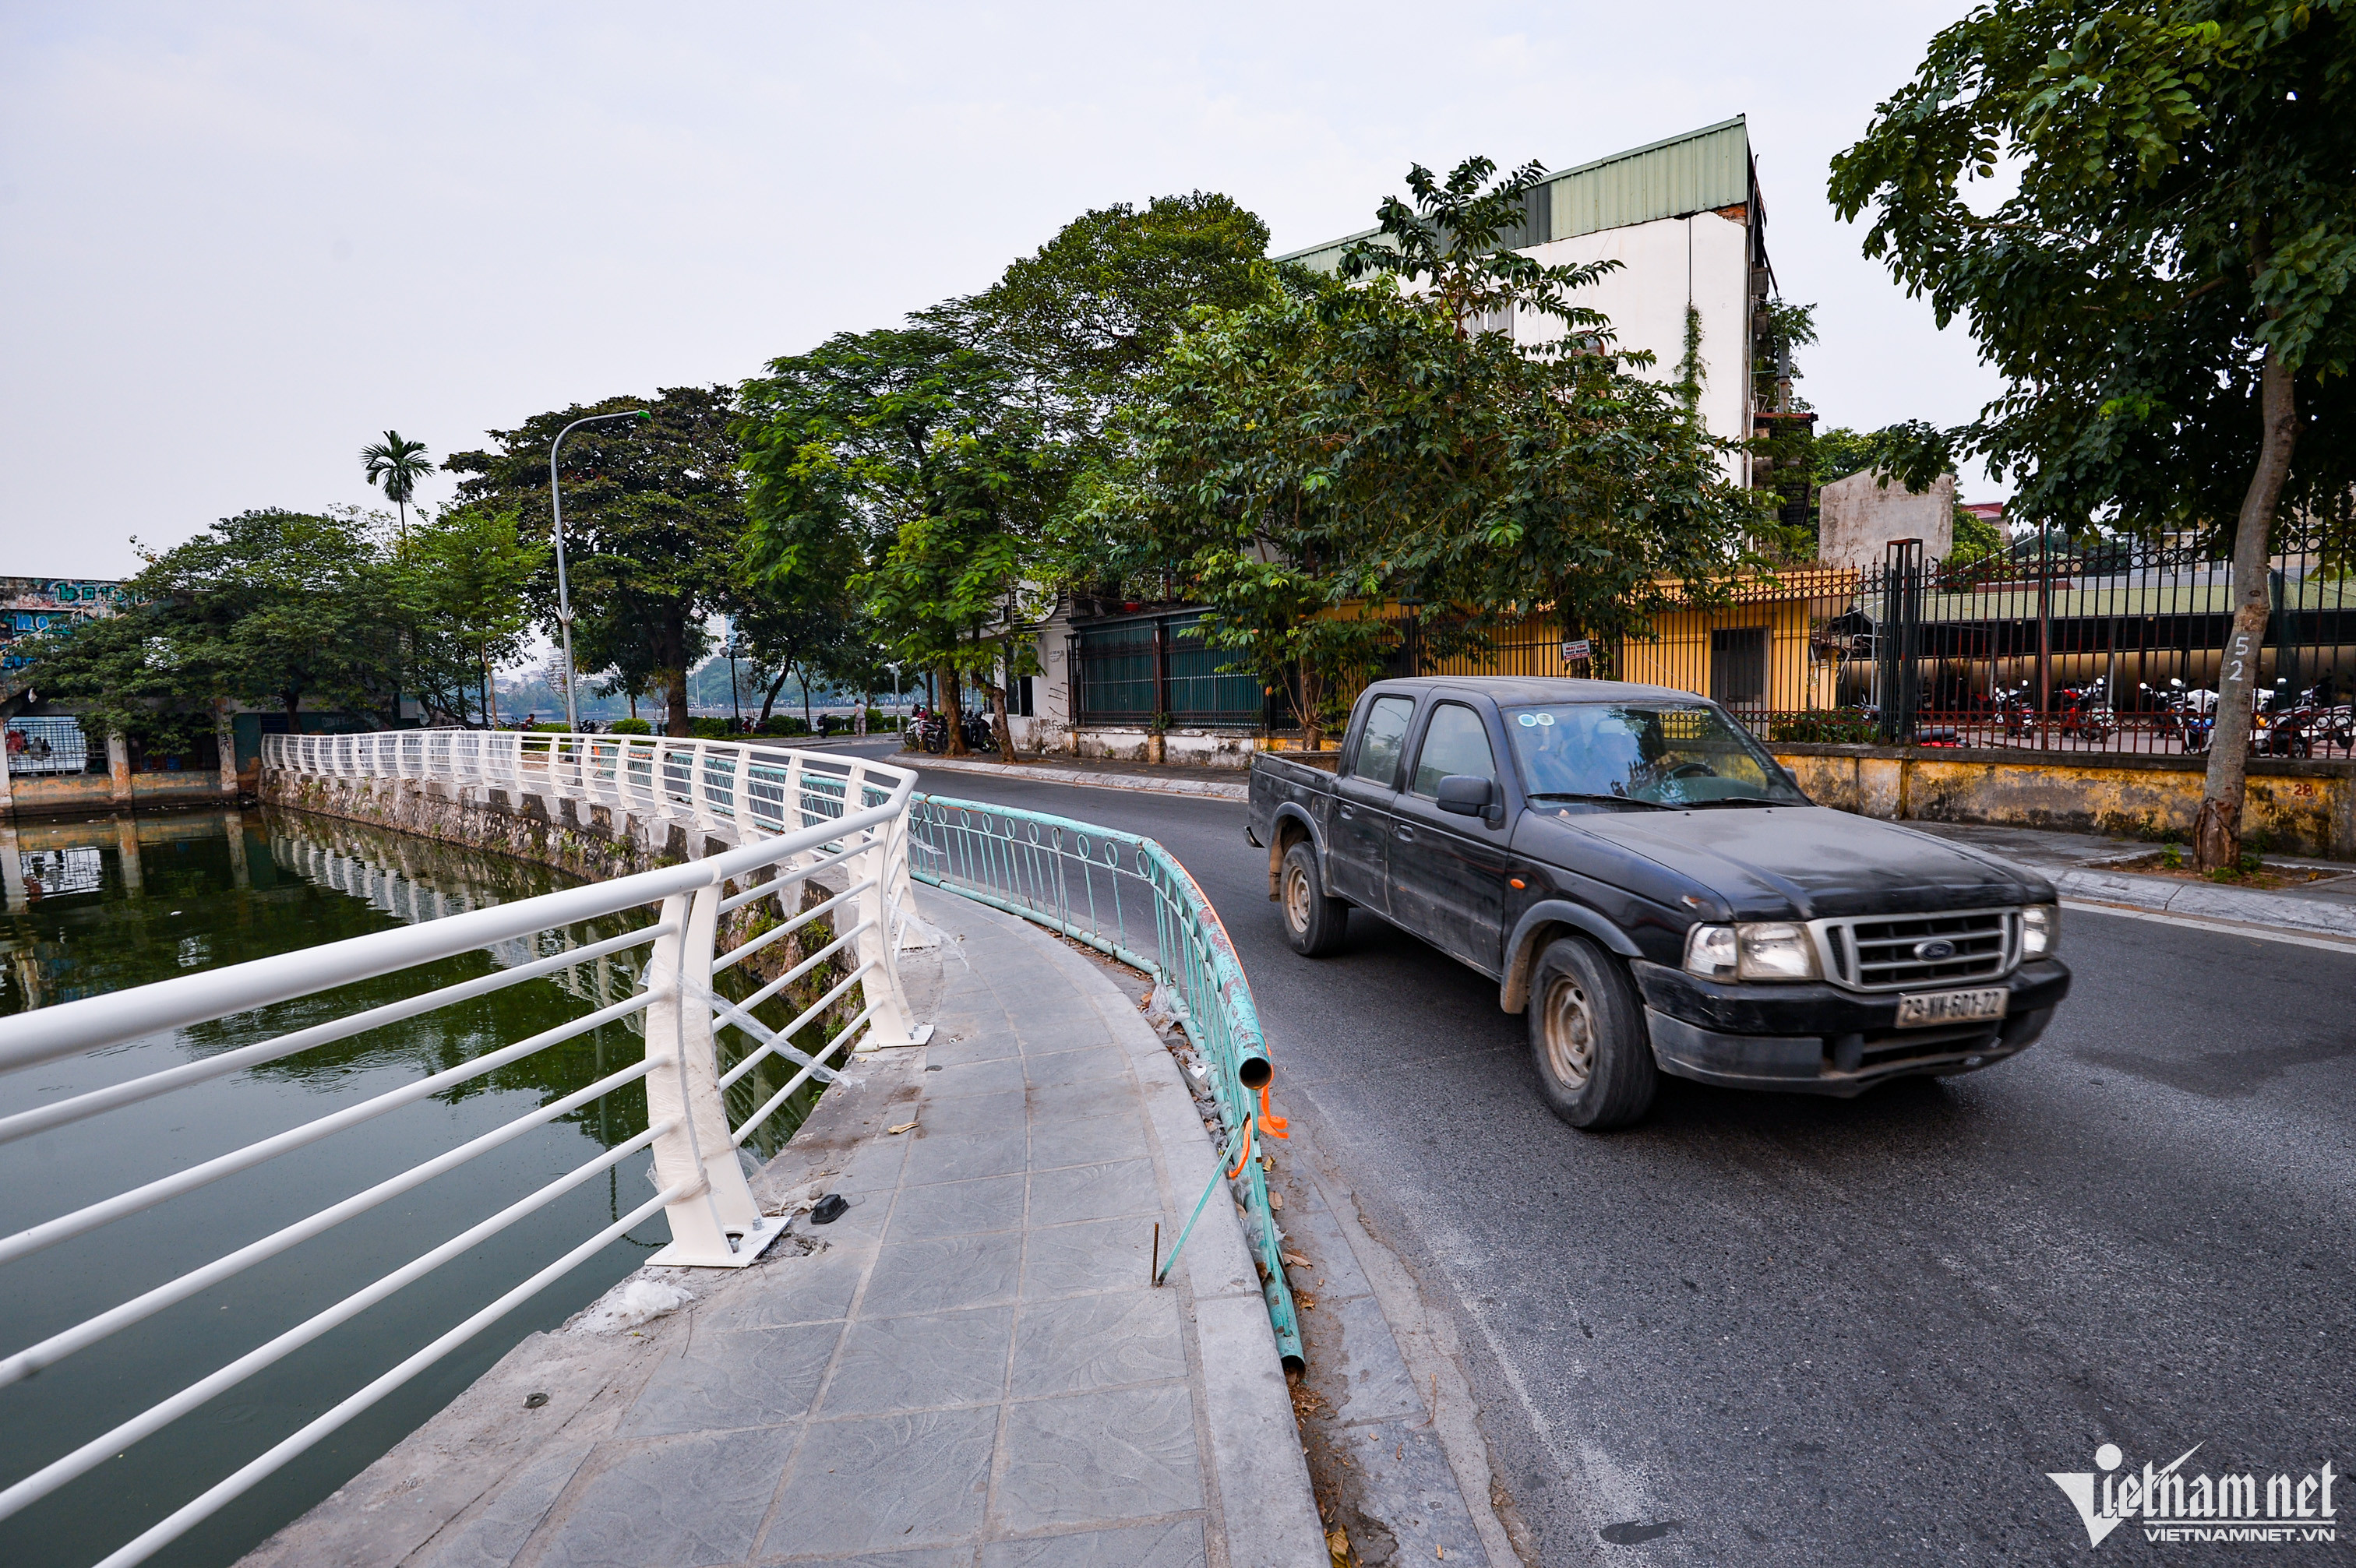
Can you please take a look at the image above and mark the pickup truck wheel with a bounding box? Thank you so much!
[1527,937,1656,1130]
[1279,843,1349,957]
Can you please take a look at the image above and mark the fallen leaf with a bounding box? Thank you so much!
[886,1120,918,1135]
[1282,1251,1312,1269]
[1268,1192,1284,1210]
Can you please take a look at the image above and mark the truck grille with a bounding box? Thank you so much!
[1813,908,2016,992]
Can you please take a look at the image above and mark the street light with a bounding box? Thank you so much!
[548,408,651,730]
[725,624,743,731]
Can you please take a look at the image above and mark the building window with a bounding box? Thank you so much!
[1709,627,1769,709]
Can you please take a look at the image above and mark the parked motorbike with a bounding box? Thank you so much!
[959,711,998,752]
[906,708,950,755]
[2054,682,2116,742]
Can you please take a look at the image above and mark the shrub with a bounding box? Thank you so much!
[1769,709,1878,744]
[759,715,810,736]
[527,722,570,734]
[689,717,734,740]
[608,717,653,736]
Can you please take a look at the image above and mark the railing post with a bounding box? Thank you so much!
[643,884,768,1266]
[852,768,925,1052]
[690,742,715,831]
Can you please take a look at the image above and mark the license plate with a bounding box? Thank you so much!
[1895,987,2009,1027]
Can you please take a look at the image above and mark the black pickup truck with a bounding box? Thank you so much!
[1248,677,2070,1129]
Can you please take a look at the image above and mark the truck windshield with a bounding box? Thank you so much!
[1503,703,1806,808]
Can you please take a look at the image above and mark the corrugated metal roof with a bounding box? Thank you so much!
[1277,116,1751,273]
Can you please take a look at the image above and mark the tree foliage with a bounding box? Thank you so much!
[26,509,406,742]
[1830,0,2356,866]
[400,503,547,724]
[1085,157,1755,745]
[446,387,742,735]
[917,192,1271,448]
[739,330,1069,758]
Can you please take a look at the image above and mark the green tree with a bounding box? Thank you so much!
[1831,0,2356,869]
[1086,157,1754,745]
[360,431,433,543]
[917,192,1271,449]
[445,387,743,736]
[401,503,547,724]
[29,509,404,740]
[739,330,1068,759]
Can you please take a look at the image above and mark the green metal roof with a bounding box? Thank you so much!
[1277,116,1753,273]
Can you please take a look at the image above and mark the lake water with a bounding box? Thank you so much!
[0,808,818,1568]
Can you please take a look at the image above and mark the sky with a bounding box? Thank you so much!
[0,1,2007,582]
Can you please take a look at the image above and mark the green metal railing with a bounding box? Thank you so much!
[907,795,1301,1367]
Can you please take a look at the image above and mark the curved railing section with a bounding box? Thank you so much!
[0,737,922,1568]
[907,795,1301,1367]
[265,728,875,840]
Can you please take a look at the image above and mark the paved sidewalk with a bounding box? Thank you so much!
[1906,820,2356,940]
[242,888,1321,1568]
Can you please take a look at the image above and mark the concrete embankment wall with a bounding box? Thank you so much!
[1772,743,2356,859]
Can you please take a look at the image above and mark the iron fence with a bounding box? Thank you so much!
[906,795,1302,1369]
[1068,611,1267,728]
[1368,531,2356,759]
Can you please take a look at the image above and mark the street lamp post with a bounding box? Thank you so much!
[726,626,742,732]
[548,409,651,731]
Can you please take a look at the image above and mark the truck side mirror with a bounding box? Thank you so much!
[1437,774,1493,818]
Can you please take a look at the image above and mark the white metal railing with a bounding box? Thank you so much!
[262,728,877,840]
[0,735,923,1568]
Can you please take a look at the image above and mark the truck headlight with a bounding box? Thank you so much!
[1735,922,1820,981]
[1684,924,1737,979]
[2020,903,2059,958]
[1683,922,1822,981]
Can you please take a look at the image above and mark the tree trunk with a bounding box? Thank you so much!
[2194,339,2300,872]
[800,668,814,732]
[757,669,789,728]
[940,661,968,756]
[990,684,1015,762]
[664,664,690,737]
[284,691,303,734]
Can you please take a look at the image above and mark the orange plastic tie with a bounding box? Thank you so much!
[1258,1084,1289,1139]
[1226,1110,1255,1178]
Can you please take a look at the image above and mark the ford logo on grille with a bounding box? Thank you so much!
[1914,939,1957,960]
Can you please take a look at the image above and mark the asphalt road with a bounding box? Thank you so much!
[873,747,2356,1565]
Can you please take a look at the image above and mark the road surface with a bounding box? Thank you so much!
[872,746,2356,1564]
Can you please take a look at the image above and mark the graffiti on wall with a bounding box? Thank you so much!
[0,578,125,678]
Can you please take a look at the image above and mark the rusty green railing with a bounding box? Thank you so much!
[906,795,1300,1368]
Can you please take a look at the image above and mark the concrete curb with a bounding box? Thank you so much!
[906,753,1251,802]
[2053,865,2356,939]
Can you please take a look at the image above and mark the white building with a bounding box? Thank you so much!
[1278,115,1778,484]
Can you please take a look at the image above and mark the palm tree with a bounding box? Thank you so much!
[359,431,432,544]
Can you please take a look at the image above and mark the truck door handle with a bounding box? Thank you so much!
[1338,805,1354,820]
[1394,825,1414,841]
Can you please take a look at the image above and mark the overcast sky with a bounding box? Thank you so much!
[1,1,2003,581]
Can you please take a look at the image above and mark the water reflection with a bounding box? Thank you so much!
[0,807,841,1568]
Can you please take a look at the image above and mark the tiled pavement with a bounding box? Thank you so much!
[245,887,1321,1568]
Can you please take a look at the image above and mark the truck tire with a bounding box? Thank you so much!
[1279,842,1349,957]
[1526,936,1656,1130]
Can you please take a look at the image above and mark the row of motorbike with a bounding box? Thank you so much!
[2130,677,2354,756]
[905,706,1002,755]
[2016,677,2356,756]
[1903,677,2354,755]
